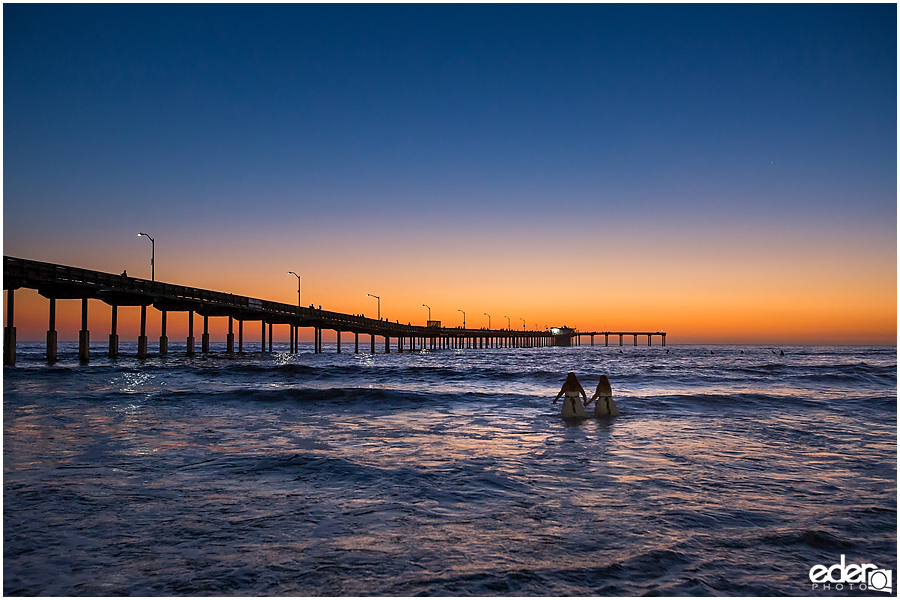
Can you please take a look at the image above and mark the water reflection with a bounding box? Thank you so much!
[4,344,896,596]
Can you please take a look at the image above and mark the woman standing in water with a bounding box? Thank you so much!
[585,374,619,417]
[553,372,588,418]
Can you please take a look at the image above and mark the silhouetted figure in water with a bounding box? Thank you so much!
[586,374,619,418]
[554,372,587,418]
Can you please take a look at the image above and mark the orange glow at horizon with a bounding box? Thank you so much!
[4,232,896,346]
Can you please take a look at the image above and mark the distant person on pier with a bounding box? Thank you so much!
[586,375,619,417]
[553,372,587,418]
[121,270,127,277]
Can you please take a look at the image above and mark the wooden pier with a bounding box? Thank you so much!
[575,331,667,347]
[3,256,665,364]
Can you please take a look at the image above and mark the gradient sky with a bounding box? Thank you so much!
[4,3,897,344]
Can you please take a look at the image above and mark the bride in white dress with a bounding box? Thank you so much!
[553,372,587,418]
[585,374,619,417]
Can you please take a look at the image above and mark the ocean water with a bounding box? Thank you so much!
[3,342,896,596]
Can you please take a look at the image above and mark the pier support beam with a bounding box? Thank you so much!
[371,333,376,354]
[384,335,390,353]
[261,321,266,353]
[355,332,359,354]
[47,297,58,363]
[109,305,119,358]
[79,298,90,363]
[159,310,168,356]
[336,330,341,353]
[4,289,15,366]
[138,305,148,359]
[227,317,234,354]
[268,323,273,353]
[187,311,195,356]
[202,315,210,353]
[238,320,243,353]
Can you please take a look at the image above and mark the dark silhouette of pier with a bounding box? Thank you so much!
[574,331,667,347]
[3,256,666,364]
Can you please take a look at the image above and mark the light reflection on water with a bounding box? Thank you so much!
[3,344,896,595]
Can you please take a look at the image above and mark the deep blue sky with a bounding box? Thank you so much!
[3,4,897,342]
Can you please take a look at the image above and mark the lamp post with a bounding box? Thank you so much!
[520,318,525,331]
[367,293,381,320]
[484,313,491,329]
[422,304,431,322]
[504,315,510,330]
[458,309,466,329]
[288,271,301,307]
[137,232,155,281]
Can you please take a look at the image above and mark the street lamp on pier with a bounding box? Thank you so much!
[520,318,525,331]
[484,313,491,329]
[367,293,381,320]
[288,271,301,308]
[458,309,466,329]
[422,304,431,322]
[504,315,510,330]
[137,232,155,281]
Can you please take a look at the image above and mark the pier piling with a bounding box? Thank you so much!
[138,305,148,359]
[109,305,118,358]
[159,310,168,356]
[47,298,58,363]
[202,315,210,354]
[4,289,14,366]
[187,311,195,356]
[78,298,89,363]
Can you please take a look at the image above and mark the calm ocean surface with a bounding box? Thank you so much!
[3,342,896,596]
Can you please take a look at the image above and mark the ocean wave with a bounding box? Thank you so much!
[151,386,439,406]
[631,392,824,411]
[761,527,856,551]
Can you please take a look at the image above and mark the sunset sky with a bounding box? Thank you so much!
[4,3,896,345]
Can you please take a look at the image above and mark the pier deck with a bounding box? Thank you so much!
[3,256,665,364]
